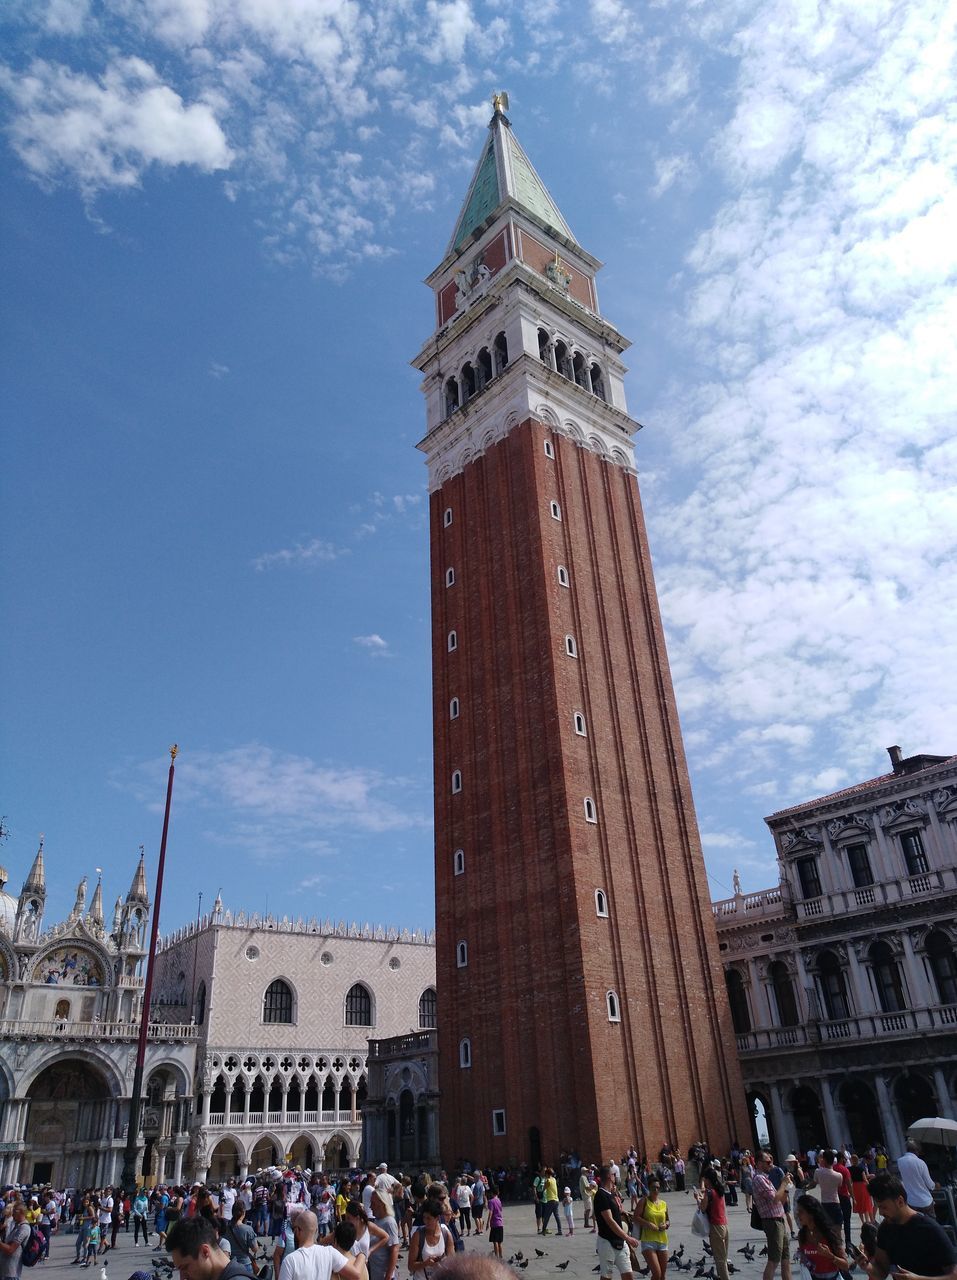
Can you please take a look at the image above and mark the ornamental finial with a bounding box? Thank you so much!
[170,744,179,761]
[492,91,509,116]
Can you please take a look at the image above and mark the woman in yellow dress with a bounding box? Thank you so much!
[636,1178,670,1280]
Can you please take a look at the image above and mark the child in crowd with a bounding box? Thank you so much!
[83,1221,100,1267]
[486,1184,504,1260]
[561,1188,574,1236]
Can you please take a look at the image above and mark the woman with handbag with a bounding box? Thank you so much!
[794,1195,847,1280]
[696,1167,729,1280]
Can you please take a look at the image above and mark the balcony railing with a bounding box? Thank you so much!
[735,1002,957,1053]
[712,888,788,921]
[368,1030,437,1058]
[0,1018,199,1042]
[795,866,956,920]
[206,1112,358,1128]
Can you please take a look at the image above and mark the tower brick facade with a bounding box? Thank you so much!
[413,99,749,1169]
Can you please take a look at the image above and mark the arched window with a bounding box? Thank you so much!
[493,331,508,373]
[590,363,606,401]
[418,988,437,1030]
[461,361,477,400]
[565,634,578,657]
[725,970,751,1034]
[456,940,468,968]
[345,983,372,1027]
[769,960,799,1027]
[444,377,459,417]
[574,712,586,736]
[446,567,455,587]
[595,889,608,918]
[444,507,453,527]
[573,351,589,389]
[538,328,552,366]
[926,931,957,1005]
[195,980,207,1025]
[606,991,621,1022]
[584,797,598,823]
[448,630,457,651]
[557,566,570,587]
[459,1038,472,1068]
[818,951,850,1021]
[263,978,293,1024]
[544,439,554,459]
[451,769,462,794]
[453,848,465,876]
[478,347,493,386]
[869,941,906,1013]
[554,340,572,380]
[450,697,460,719]
[550,501,561,520]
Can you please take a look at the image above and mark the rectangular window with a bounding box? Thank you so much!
[491,1109,506,1136]
[845,842,873,888]
[900,829,929,876]
[796,856,822,900]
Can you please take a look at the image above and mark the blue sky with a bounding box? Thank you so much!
[2,0,955,936]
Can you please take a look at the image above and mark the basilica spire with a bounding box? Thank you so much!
[69,875,88,921]
[15,836,46,941]
[88,872,104,928]
[22,837,45,895]
[126,847,149,906]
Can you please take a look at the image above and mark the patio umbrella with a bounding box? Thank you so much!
[907,1117,957,1147]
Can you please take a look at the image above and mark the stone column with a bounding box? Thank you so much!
[768,1083,798,1157]
[933,1068,954,1119]
[173,1146,185,1185]
[243,1084,251,1128]
[794,952,817,1020]
[224,1087,232,1126]
[820,1079,842,1147]
[239,1161,249,1180]
[899,932,933,1009]
[746,958,769,1028]
[873,1074,905,1155]
[334,1085,342,1123]
[845,946,873,1016]
[280,1082,288,1128]
[201,1090,211,1124]
[350,1087,357,1125]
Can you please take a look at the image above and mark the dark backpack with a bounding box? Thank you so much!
[21,1226,44,1268]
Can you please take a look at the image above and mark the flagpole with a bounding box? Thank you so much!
[120,745,178,1192]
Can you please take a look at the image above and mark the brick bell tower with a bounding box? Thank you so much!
[413,94,749,1169]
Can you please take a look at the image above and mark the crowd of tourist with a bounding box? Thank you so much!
[0,1139,953,1280]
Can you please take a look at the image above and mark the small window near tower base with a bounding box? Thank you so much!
[565,635,578,657]
[456,940,468,968]
[446,567,455,587]
[448,630,457,652]
[584,797,597,823]
[574,712,586,736]
[557,566,570,588]
[459,1038,472,1068]
[492,1108,507,1136]
[595,889,608,917]
[453,848,465,875]
[606,991,621,1022]
[550,501,561,521]
[450,697,460,720]
[451,770,462,794]
[444,508,453,527]
[544,439,554,459]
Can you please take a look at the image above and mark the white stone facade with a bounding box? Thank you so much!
[153,904,436,1180]
[712,746,957,1156]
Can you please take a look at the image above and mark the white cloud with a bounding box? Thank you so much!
[251,537,348,570]
[354,633,391,657]
[0,57,232,192]
[208,361,229,377]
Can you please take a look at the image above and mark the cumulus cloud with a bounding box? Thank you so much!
[0,56,232,192]
[252,537,348,571]
[354,633,391,657]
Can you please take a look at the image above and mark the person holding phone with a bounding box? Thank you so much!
[865,1175,956,1280]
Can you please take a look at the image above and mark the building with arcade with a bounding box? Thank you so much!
[713,745,957,1155]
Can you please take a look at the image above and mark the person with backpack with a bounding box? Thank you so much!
[0,1204,35,1278]
[168,1216,273,1280]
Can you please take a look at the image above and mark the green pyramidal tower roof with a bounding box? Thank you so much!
[447,102,575,256]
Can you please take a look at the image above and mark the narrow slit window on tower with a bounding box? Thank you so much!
[478,347,493,385]
[450,697,460,720]
[574,712,587,736]
[595,889,609,917]
[550,500,561,521]
[606,990,621,1022]
[573,351,589,389]
[584,797,597,823]
[444,377,459,417]
[544,439,554,459]
[557,566,570,588]
[448,630,457,652]
[461,361,477,400]
[565,634,578,657]
[456,940,468,968]
[444,507,453,528]
[554,340,572,380]
[494,331,508,373]
[453,848,465,876]
[451,769,462,794]
[459,1038,472,1068]
[446,567,455,587]
[538,328,551,366]
[590,363,606,402]
[491,1108,507,1136]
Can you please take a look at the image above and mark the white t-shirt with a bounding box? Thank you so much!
[279,1244,349,1280]
[98,1197,113,1226]
[897,1152,935,1209]
[351,1230,371,1260]
[374,1174,399,1217]
[455,1185,472,1209]
[361,1185,375,1218]
[222,1188,237,1217]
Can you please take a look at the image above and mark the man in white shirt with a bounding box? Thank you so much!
[897,1141,937,1214]
[221,1182,237,1221]
[373,1166,399,1220]
[279,1212,362,1280]
[0,1205,31,1280]
[98,1189,114,1252]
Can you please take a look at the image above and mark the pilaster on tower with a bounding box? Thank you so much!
[417,98,748,1170]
